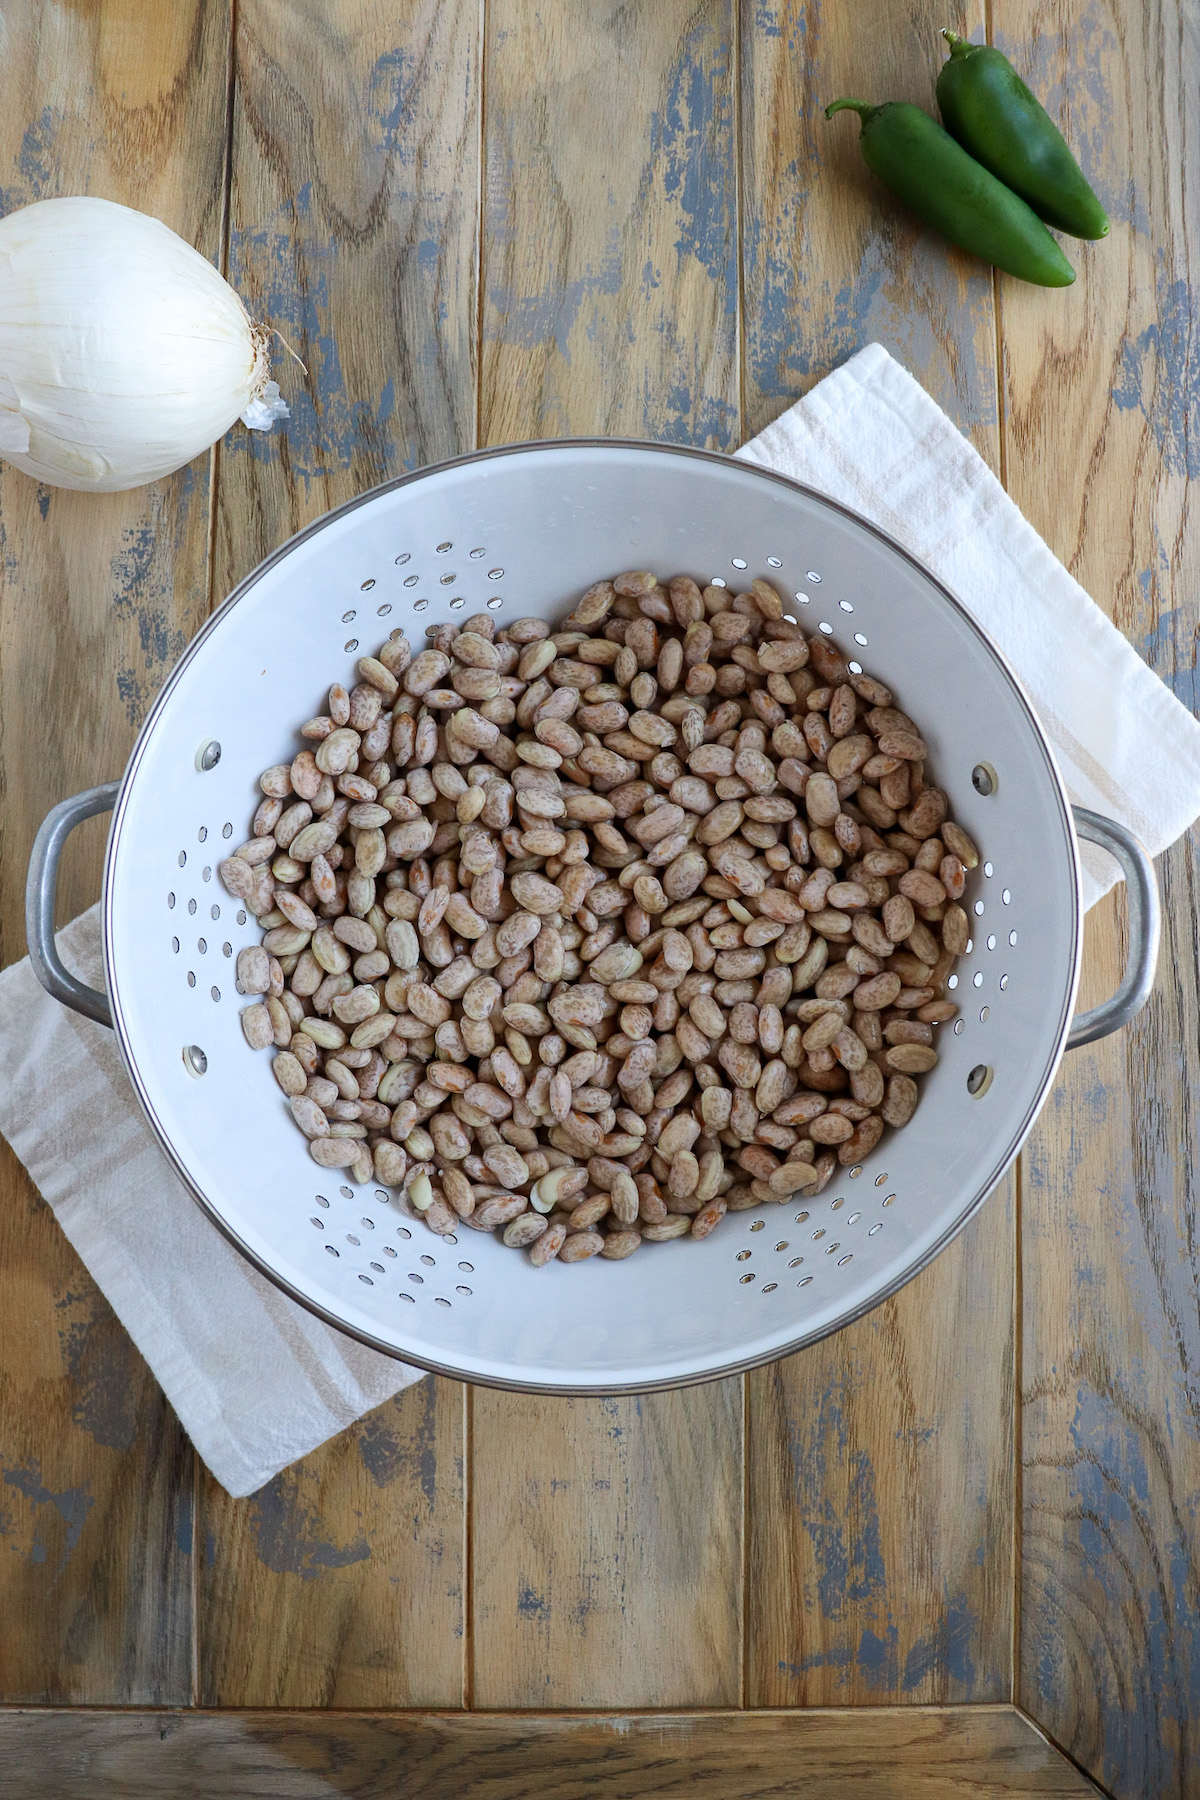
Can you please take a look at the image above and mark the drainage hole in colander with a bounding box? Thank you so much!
[736,1249,751,1261]
[458,1261,473,1273]
[236,909,246,925]
[342,610,356,623]
[710,576,727,588]
[403,573,419,587]
[408,1272,424,1285]
[222,822,233,839]
[358,1275,374,1286]
[789,1257,804,1268]
[1009,930,1017,946]
[344,637,358,652]
[197,937,206,954]
[829,1196,843,1210]
[848,1165,863,1178]
[339,1185,353,1199]
[168,892,175,909]
[798,1275,813,1288]
[882,1193,896,1206]
[984,861,994,877]
[847,1212,860,1225]
[450,597,465,609]
[987,934,996,949]
[974,899,985,916]
[973,972,984,988]
[382,1246,397,1259]
[731,557,747,569]
[396,552,411,565]
[968,1063,993,1097]
[762,1282,778,1293]
[487,596,503,610]
[838,1255,852,1267]
[767,555,782,567]
[437,541,453,553]
[370,1262,384,1273]
[972,762,997,796]
[186,971,196,988]
[310,1217,324,1230]
[420,1254,435,1267]
[999,973,1009,990]
[377,603,392,617]
[848,660,862,674]
[361,578,375,591]
[874,1172,888,1186]
[414,599,428,612]
[487,567,504,580]
[980,1006,990,1022]
[853,633,868,647]
[325,1245,339,1258]
[812,1228,825,1240]
[470,547,486,559]
[457,1285,472,1295]
[1002,888,1011,904]
[807,569,822,582]
[749,1219,764,1232]
[210,986,220,1002]
[818,621,834,635]
[198,825,207,843]
[794,590,810,605]
[178,851,187,867]
[869,1223,883,1236]
[182,1044,207,1077]
[346,1234,360,1247]
[740,1272,755,1283]
[360,1216,375,1229]
[210,903,220,920]
[396,1226,412,1239]
[947,974,959,990]
[774,1241,788,1252]
[172,937,180,953]
[839,599,854,612]
[399,1291,415,1303]
[187,898,196,916]
[824,1242,840,1255]
[222,942,232,958]
[435,1296,451,1308]
[314,1194,329,1208]
[794,1210,809,1224]
[954,1019,965,1035]
[195,740,221,773]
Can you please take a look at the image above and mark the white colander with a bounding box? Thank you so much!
[27,442,1159,1392]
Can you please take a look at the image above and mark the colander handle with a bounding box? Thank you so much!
[26,782,119,1029]
[1067,806,1161,1050]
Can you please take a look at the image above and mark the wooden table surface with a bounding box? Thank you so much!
[0,3,1194,1796]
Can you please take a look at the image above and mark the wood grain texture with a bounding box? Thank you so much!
[471,0,744,1710]
[0,1706,1101,1798]
[0,0,233,1704]
[200,0,480,1706]
[746,1203,1015,1706]
[470,1388,743,1708]
[214,0,480,596]
[739,0,1000,461]
[1002,7,1200,1798]
[479,0,740,450]
[739,0,1013,1708]
[200,1379,464,1706]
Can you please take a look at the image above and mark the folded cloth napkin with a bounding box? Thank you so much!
[3,342,1198,1497]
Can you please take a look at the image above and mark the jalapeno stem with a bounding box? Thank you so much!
[941,30,971,56]
[824,98,880,128]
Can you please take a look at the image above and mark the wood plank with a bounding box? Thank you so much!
[740,0,1000,459]
[0,0,234,1703]
[199,0,479,1707]
[0,1706,1101,1798]
[740,0,1013,1706]
[200,1379,465,1707]
[478,0,740,451]
[999,7,1200,1798]
[470,1387,743,1708]
[471,0,744,1708]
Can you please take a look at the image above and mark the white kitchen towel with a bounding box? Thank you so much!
[739,342,1200,907]
[3,341,1199,1497]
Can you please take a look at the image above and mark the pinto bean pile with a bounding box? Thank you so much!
[221,572,979,1266]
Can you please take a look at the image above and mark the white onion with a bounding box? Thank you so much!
[0,196,288,492]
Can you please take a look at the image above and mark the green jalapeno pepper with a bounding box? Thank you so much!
[937,32,1109,240]
[825,99,1075,287]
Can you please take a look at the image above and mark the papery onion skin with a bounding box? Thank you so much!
[0,197,285,492]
